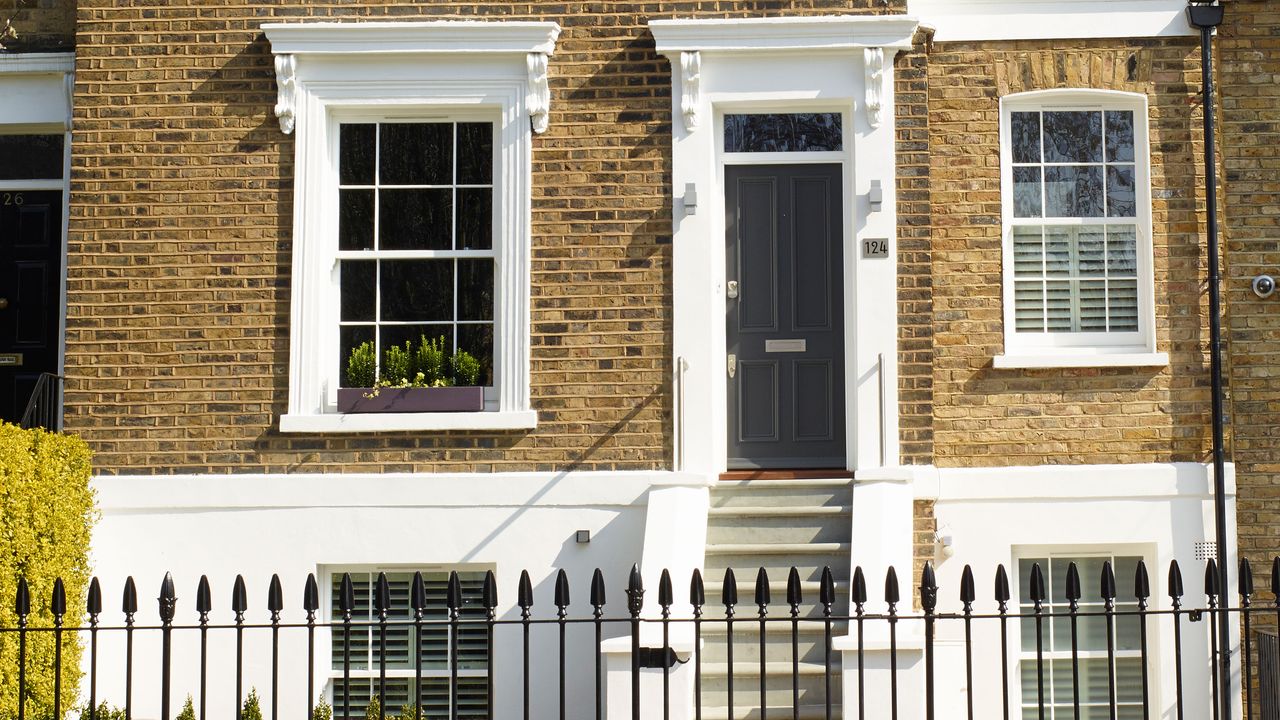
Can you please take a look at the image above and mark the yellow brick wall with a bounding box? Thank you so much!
[927,39,1216,467]
[64,1,913,474]
[1220,1,1280,606]
[2,0,74,52]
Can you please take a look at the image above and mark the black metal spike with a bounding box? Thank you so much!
[304,574,320,614]
[375,572,391,614]
[447,571,463,613]
[1205,558,1220,597]
[591,568,607,609]
[1029,563,1045,603]
[1135,560,1150,600]
[755,567,771,608]
[16,575,34,619]
[86,577,102,616]
[157,573,175,622]
[1065,562,1081,603]
[721,568,738,607]
[554,569,571,609]
[626,564,644,616]
[15,577,29,616]
[959,565,975,605]
[689,568,705,608]
[1272,557,1280,598]
[1168,560,1184,600]
[920,562,937,613]
[410,571,426,613]
[821,566,837,606]
[518,569,534,610]
[787,567,803,607]
[657,569,672,609]
[483,570,498,611]
[994,564,1011,604]
[268,575,283,614]
[51,577,66,617]
[339,573,354,615]
[1240,557,1254,597]
[231,575,247,615]
[885,566,900,606]
[196,575,211,616]
[122,576,138,615]
[850,566,866,606]
[1100,561,1116,601]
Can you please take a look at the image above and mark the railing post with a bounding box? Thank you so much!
[304,574,320,720]
[124,577,137,720]
[196,576,211,720]
[268,575,283,720]
[158,573,176,720]
[920,563,937,720]
[627,564,645,720]
[16,577,29,720]
[232,576,247,720]
[88,577,101,720]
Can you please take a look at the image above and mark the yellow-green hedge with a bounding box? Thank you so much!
[0,423,94,720]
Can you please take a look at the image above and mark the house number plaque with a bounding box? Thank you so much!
[862,238,889,258]
[0,353,22,366]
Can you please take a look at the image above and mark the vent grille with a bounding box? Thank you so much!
[1195,541,1218,561]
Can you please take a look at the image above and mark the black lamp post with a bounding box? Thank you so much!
[1186,2,1231,719]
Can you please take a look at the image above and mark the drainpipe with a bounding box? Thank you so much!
[1186,2,1230,718]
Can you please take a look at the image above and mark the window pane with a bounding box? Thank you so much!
[458,324,494,387]
[339,325,375,387]
[1043,111,1103,163]
[1012,227,1044,277]
[340,261,376,322]
[723,113,843,153]
[1076,227,1106,277]
[380,123,452,185]
[457,259,494,321]
[456,188,493,251]
[1045,281,1073,332]
[1108,280,1139,332]
[1045,166,1104,218]
[457,123,493,185]
[1107,165,1137,218]
[1107,227,1138,275]
[1013,167,1043,218]
[339,189,375,251]
[379,189,452,251]
[1079,280,1107,331]
[1044,227,1073,277]
[1015,281,1044,332]
[1106,110,1135,163]
[339,124,376,185]
[1011,112,1042,164]
[0,135,63,180]
[380,260,453,322]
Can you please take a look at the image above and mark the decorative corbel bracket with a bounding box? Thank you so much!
[527,52,550,134]
[273,54,297,135]
[864,47,884,130]
[680,51,701,133]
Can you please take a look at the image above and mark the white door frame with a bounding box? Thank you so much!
[652,16,917,476]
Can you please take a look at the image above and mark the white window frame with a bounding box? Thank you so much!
[996,89,1167,369]
[321,564,495,718]
[1011,546,1156,720]
[263,21,559,433]
[907,0,1196,42]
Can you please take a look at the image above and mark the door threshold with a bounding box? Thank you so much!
[719,469,855,481]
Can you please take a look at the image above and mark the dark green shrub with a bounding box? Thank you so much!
[345,341,377,388]
[242,689,263,720]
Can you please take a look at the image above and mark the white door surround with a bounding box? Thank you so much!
[651,16,918,475]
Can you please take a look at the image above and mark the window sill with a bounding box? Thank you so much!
[278,411,538,434]
[993,352,1169,370]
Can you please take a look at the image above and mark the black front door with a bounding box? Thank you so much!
[0,190,63,424]
[726,164,845,469]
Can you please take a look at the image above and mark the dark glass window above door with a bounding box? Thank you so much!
[0,135,63,180]
[723,113,843,153]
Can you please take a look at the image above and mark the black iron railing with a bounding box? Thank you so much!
[19,372,62,431]
[1261,629,1280,720]
[2,557,1278,720]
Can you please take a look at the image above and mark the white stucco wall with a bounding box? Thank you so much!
[83,471,708,720]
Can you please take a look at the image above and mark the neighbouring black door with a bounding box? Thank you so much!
[726,164,845,469]
[0,189,63,424]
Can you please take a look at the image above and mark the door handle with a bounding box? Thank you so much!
[728,354,736,378]
[0,298,7,310]
[726,281,739,299]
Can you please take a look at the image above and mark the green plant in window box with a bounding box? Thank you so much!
[338,336,485,413]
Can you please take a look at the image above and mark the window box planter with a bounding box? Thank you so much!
[337,387,485,414]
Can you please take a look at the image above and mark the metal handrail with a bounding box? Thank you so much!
[19,371,63,431]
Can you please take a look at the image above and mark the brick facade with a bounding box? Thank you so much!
[1,0,74,53]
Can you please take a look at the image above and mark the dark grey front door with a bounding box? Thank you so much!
[726,164,845,469]
[0,190,63,424]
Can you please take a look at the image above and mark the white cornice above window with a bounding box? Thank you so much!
[649,15,919,54]
[262,20,560,135]
[908,0,1195,42]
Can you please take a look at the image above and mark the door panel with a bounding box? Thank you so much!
[726,164,845,469]
[0,190,62,424]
